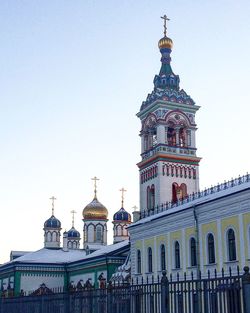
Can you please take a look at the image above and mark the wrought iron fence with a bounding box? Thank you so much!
[1,266,250,313]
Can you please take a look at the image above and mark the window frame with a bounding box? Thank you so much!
[148,247,153,273]
[137,249,141,274]
[207,233,216,264]
[160,244,166,271]
[227,228,237,261]
[190,237,197,267]
[174,241,181,269]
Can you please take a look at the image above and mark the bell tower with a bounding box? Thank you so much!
[137,16,201,211]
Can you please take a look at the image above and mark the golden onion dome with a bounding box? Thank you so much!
[158,36,173,50]
[82,197,108,220]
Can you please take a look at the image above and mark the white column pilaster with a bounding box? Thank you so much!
[217,219,223,269]
[167,233,171,274]
[154,236,157,275]
[182,228,186,273]
[239,213,246,268]
[199,224,204,273]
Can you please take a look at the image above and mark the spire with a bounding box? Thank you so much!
[71,210,76,227]
[91,176,99,199]
[153,15,180,91]
[119,187,127,208]
[49,196,57,216]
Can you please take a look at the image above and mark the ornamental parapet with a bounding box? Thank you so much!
[141,143,196,160]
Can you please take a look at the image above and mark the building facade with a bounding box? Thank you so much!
[130,176,250,279]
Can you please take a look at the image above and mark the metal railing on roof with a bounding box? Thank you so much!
[140,173,250,220]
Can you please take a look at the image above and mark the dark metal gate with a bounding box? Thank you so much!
[0,266,249,313]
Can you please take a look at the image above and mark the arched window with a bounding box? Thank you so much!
[167,126,176,146]
[160,244,166,271]
[47,232,52,242]
[179,128,186,147]
[87,224,95,242]
[52,232,57,242]
[84,225,88,242]
[117,225,122,236]
[123,225,128,236]
[147,185,155,210]
[96,225,102,242]
[144,135,149,151]
[228,229,237,261]
[175,241,180,269]
[137,250,141,274]
[180,184,187,199]
[190,238,197,266]
[152,128,157,146]
[148,247,153,273]
[150,185,155,209]
[172,183,178,203]
[208,234,215,264]
[147,186,151,209]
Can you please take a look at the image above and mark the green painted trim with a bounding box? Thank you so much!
[64,270,68,291]
[14,272,21,296]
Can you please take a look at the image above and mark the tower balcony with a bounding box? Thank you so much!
[141,143,197,160]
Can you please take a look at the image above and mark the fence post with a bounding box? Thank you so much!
[65,292,70,313]
[161,271,169,313]
[243,266,250,313]
[107,281,113,313]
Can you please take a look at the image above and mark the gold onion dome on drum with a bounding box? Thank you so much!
[82,196,108,220]
[158,36,173,50]
[82,177,108,220]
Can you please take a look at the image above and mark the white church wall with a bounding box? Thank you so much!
[20,274,64,293]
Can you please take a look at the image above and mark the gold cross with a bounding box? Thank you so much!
[91,176,100,198]
[49,196,57,216]
[71,210,77,227]
[161,15,170,37]
[120,187,127,207]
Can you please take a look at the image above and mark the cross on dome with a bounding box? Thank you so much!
[161,15,170,37]
[91,176,100,199]
[120,187,127,208]
[70,210,77,227]
[49,196,57,216]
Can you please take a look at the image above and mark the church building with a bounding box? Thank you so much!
[0,16,249,298]
[0,180,131,296]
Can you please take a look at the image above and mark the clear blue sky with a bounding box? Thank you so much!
[0,0,250,263]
